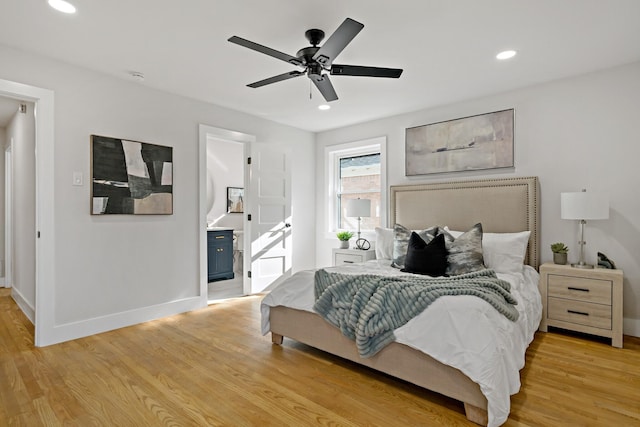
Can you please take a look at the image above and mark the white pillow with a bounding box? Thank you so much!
[482,231,531,273]
[445,227,530,273]
[374,227,394,260]
[445,228,463,238]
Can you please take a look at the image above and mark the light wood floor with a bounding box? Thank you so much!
[208,276,244,302]
[1,288,639,426]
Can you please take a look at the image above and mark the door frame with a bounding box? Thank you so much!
[0,79,55,346]
[198,124,254,299]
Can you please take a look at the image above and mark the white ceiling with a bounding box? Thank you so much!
[1,0,639,132]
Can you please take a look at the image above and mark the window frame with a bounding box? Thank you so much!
[324,136,387,238]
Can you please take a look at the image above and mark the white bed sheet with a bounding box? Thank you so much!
[260,260,542,427]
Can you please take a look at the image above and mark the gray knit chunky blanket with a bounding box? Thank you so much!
[313,269,519,358]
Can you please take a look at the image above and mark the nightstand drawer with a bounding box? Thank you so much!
[332,248,376,267]
[335,253,365,265]
[548,297,612,330]
[548,274,612,305]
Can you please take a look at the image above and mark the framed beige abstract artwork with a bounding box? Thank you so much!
[405,109,514,175]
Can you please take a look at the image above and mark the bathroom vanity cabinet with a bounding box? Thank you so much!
[207,229,234,282]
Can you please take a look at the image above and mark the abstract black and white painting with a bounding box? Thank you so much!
[91,135,173,214]
[405,109,514,175]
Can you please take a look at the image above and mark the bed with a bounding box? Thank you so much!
[261,176,541,426]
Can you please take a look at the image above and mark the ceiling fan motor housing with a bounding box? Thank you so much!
[296,46,321,66]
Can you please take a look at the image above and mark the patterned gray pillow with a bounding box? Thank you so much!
[391,223,439,269]
[439,223,485,275]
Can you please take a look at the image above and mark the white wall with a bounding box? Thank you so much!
[206,138,244,229]
[5,103,35,317]
[0,43,315,344]
[316,61,640,336]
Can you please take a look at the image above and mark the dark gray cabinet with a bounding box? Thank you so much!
[207,230,234,282]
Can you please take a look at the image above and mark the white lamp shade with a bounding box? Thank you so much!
[561,191,609,220]
[346,198,371,217]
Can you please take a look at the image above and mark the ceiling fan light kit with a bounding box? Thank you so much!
[228,18,403,102]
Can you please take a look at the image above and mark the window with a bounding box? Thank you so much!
[338,153,380,230]
[326,137,386,235]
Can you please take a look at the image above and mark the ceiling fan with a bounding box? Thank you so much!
[228,18,403,102]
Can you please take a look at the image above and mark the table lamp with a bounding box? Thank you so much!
[561,189,609,269]
[346,198,371,250]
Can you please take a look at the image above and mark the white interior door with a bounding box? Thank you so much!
[4,144,12,288]
[248,144,292,294]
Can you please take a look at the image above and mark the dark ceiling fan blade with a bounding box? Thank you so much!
[331,64,403,78]
[247,71,305,88]
[311,74,338,102]
[313,18,364,67]
[228,36,303,67]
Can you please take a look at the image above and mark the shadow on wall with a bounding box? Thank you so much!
[206,166,215,213]
[606,209,640,271]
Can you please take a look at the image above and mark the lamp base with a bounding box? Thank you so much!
[571,262,594,269]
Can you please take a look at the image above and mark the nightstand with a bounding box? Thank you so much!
[538,262,623,348]
[332,248,376,266]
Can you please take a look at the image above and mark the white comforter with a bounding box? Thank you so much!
[260,260,542,427]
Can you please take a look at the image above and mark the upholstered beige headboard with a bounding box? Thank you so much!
[389,176,540,268]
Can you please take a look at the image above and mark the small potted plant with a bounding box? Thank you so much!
[551,242,569,265]
[336,231,354,249]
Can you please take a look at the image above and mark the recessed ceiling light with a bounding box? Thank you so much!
[48,0,76,14]
[318,104,331,111]
[496,50,517,60]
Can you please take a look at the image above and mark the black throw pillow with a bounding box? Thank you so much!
[401,232,448,277]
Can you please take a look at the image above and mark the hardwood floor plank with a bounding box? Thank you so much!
[31,396,61,427]
[1,288,639,426]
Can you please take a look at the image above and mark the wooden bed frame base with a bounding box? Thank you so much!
[269,306,489,425]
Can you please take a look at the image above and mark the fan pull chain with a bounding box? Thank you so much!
[309,79,312,100]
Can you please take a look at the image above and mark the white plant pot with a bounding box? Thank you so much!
[339,240,349,249]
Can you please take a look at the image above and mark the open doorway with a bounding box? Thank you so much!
[0,97,35,322]
[0,78,54,347]
[205,136,245,301]
[198,125,253,304]
[198,124,293,303]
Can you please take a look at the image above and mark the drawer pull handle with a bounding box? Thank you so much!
[215,236,225,239]
[568,286,589,292]
[567,309,589,316]
[343,261,354,264]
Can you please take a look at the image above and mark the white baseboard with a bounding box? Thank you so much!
[624,317,640,338]
[12,287,35,324]
[36,296,207,347]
